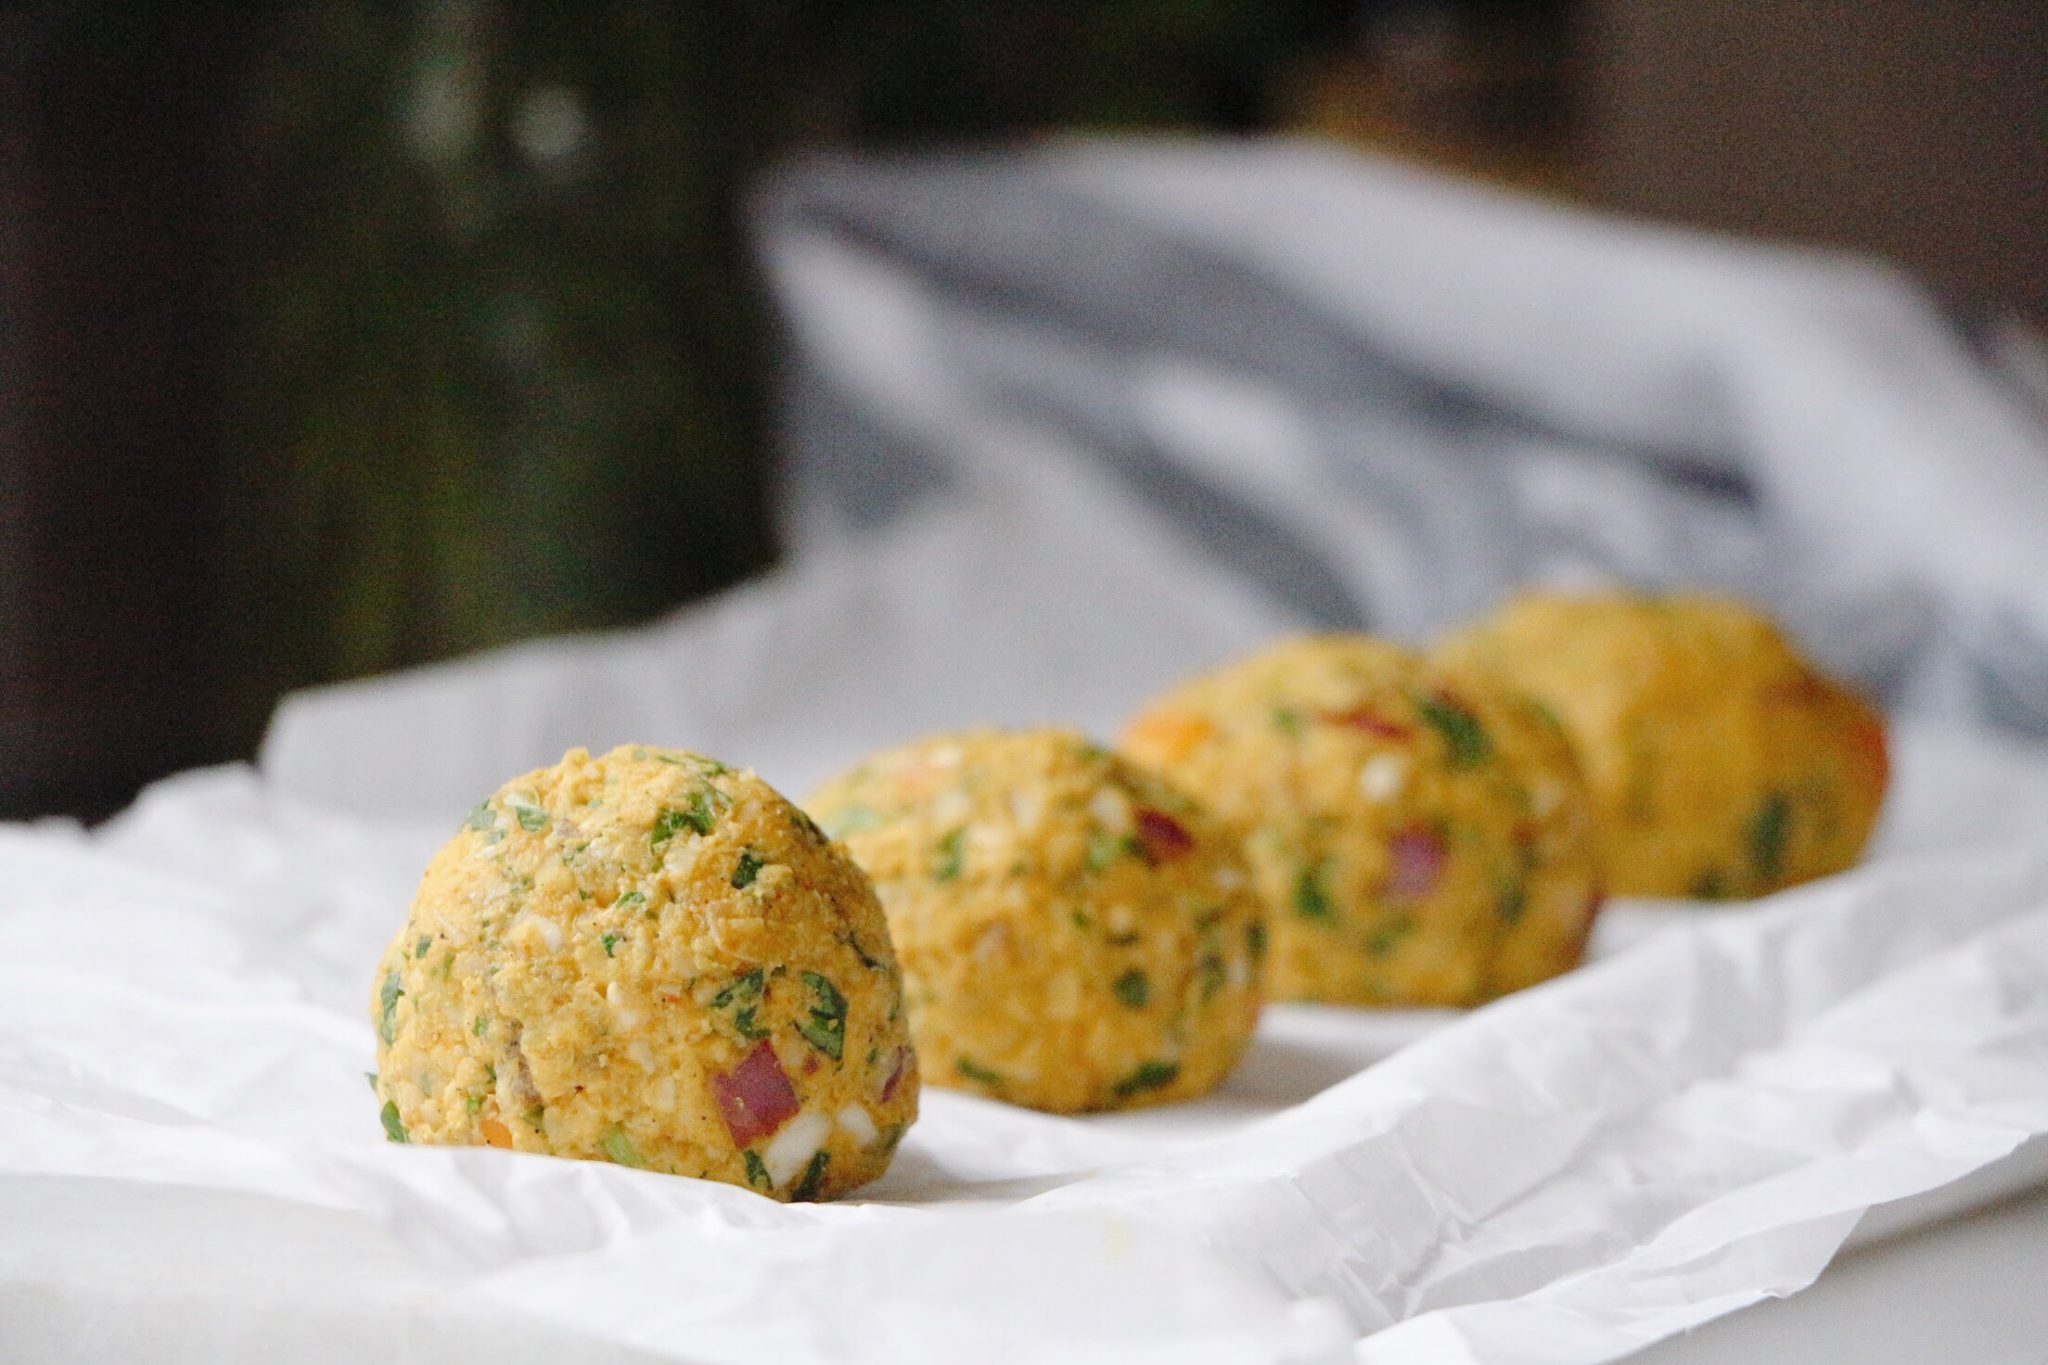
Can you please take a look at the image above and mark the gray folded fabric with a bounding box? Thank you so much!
[755,137,2048,734]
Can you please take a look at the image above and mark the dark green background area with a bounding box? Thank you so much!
[0,1,1359,819]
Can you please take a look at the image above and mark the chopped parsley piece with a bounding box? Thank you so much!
[731,849,764,889]
[465,1094,483,1117]
[1690,869,1731,901]
[1418,695,1492,768]
[934,826,968,882]
[1527,698,1568,733]
[712,969,765,1009]
[680,788,719,835]
[1113,1061,1180,1098]
[599,1125,643,1168]
[1112,969,1150,1009]
[1271,706,1303,736]
[790,807,829,844]
[1196,953,1227,1001]
[473,1015,490,1037]
[364,1071,379,1093]
[523,1102,546,1128]
[413,935,431,959]
[1748,792,1791,884]
[1293,863,1334,921]
[651,808,688,850]
[1069,909,1094,931]
[1085,828,1141,874]
[1365,914,1416,958]
[821,805,888,839]
[463,801,498,833]
[377,970,403,1044]
[846,935,883,971]
[1496,881,1528,925]
[797,972,848,1060]
[742,1149,771,1189]
[1246,921,1268,963]
[733,1005,769,1040]
[955,1057,1004,1088]
[791,1150,830,1202]
[616,890,646,909]
[600,932,619,957]
[507,794,548,832]
[379,1100,408,1143]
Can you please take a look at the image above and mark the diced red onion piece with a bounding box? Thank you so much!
[880,1046,911,1105]
[1133,807,1196,865]
[1322,707,1413,740]
[1386,826,1448,901]
[712,1040,800,1147]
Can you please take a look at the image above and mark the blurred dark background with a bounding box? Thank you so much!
[1,1,2042,820]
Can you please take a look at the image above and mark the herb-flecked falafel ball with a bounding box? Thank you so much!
[808,729,1264,1114]
[1434,591,1888,899]
[369,745,918,1201]
[1123,635,1602,1007]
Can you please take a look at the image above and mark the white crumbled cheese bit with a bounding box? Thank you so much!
[606,980,641,1028]
[1104,902,1137,937]
[1008,785,1045,832]
[835,1104,878,1146]
[932,788,972,825]
[1089,786,1132,831]
[1357,753,1407,802]
[1212,864,1247,892]
[644,1072,677,1113]
[507,911,563,952]
[764,1109,832,1186]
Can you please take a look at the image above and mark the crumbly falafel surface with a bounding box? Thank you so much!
[370,745,917,1201]
[1124,635,1601,1006]
[808,729,1263,1113]
[1435,592,1888,899]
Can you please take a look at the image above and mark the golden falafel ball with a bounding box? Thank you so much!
[806,730,1263,1114]
[369,745,918,1202]
[1433,591,1888,900]
[1122,635,1602,1007]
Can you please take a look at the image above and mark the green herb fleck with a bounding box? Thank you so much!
[365,1071,379,1093]
[797,971,848,1060]
[1069,909,1094,931]
[379,1100,408,1144]
[413,935,431,959]
[1527,698,1567,733]
[712,969,765,1009]
[680,788,719,835]
[876,1122,908,1157]
[377,970,403,1044]
[616,890,646,909]
[731,849,764,889]
[473,1015,490,1038]
[463,801,498,833]
[791,1150,830,1202]
[507,794,547,832]
[934,826,968,882]
[435,950,455,981]
[1418,695,1492,767]
[1196,954,1227,1001]
[1496,881,1528,926]
[1365,914,1417,958]
[601,932,618,958]
[1086,828,1141,874]
[1112,968,1150,1009]
[465,1094,483,1117]
[523,1102,546,1129]
[1293,863,1334,920]
[599,1125,643,1168]
[1690,869,1731,901]
[1113,1061,1181,1098]
[955,1057,1004,1088]
[821,805,888,839]
[743,1149,771,1189]
[1271,705,1303,736]
[733,1006,769,1040]
[1748,792,1791,885]
[1246,921,1268,963]
[790,806,828,844]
